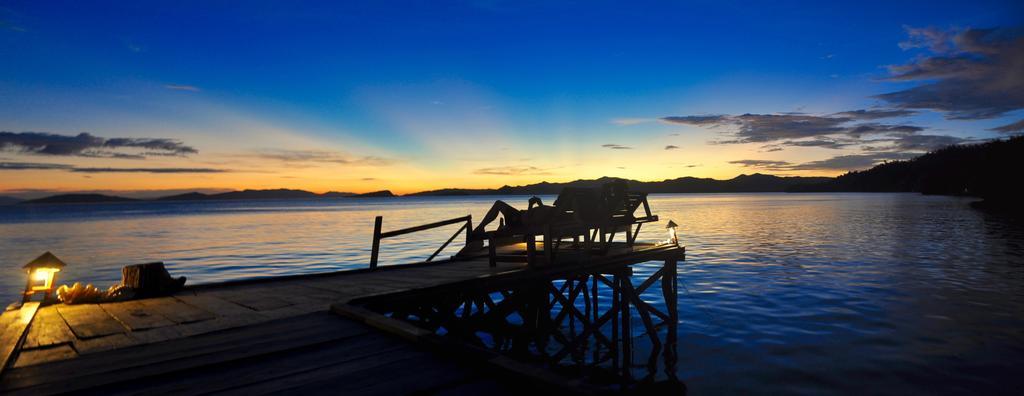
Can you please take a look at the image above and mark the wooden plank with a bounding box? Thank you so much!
[136,297,215,324]
[12,344,77,368]
[21,306,76,349]
[1,313,369,394]
[126,325,187,345]
[309,355,478,395]
[176,314,266,338]
[211,291,294,311]
[301,279,400,296]
[55,304,126,339]
[101,301,176,331]
[0,302,39,377]
[0,310,16,333]
[73,333,138,355]
[114,333,409,395]
[173,295,258,317]
[215,348,428,395]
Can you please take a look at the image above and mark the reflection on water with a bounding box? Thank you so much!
[361,261,683,394]
[1,193,1023,394]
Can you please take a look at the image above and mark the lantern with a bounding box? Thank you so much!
[22,251,66,302]
[665,220,679,245]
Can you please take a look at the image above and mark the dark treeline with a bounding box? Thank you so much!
[789,136,1022,208]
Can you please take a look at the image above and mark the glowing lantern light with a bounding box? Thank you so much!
[665,220,679,246]
[22,251,66,303]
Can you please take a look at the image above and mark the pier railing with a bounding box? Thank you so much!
[370,215,473,269]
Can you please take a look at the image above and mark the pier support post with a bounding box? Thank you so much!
[370,216,382,269]
[663,258,680,379]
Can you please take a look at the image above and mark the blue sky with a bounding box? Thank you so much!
[1,1,1022,195]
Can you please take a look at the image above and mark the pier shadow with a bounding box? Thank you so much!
[357,261,685,395]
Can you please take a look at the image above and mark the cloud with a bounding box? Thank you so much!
[612,118,654,125]
[885,134,968,151]
[70,167,228,173]
[785,152,916,170]
[664,145,679,150]
[248,149,394,166]
[0,131,197,157]
[876,27,1024,120]
[473,165,551,175]
[831,109,918,120]
[898,26,956,52]
[729,159,792,168]
[661,113,921,144]
[1,162,73,170]
[845,123,924,138]
[0,162,228,173]
[660,115,728,127]
[164,84,200,92]
[767,137,861,150]
[991,119,1024,133]
[601,144,633,150]
[730,152,917,172]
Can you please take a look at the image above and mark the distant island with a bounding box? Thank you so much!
[17,189,396,205]
[5,136,1020,208]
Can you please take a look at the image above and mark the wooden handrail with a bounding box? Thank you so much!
[379,216,470,239]
[370,215,472,269]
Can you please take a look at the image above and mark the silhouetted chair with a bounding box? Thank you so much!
[481,184,659,267]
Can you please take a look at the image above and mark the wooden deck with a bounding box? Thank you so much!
[1,242,684,395]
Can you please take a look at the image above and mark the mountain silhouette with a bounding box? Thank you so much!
[12,135,1020,208]
[0,196,22,205]
[21,194,140,204]
[409,174,831,196]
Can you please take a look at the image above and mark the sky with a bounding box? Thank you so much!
[1,0,1022,197]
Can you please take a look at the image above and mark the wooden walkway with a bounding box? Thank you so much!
[1,242,683,395]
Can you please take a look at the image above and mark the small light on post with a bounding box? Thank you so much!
[22,251,66,303]
[665,220,679,246]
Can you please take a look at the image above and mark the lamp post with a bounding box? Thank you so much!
[665,220,679,246]
[22,251,66,303]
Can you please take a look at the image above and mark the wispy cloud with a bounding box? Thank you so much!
[990,119,1024,134]
[70,167,228,173]
[0,162,229,173]
[0,131,197,157]
[164,84,201,92]
[473,165,551,175]
[661,113,922,145]
[601,143,633,150]
[877,26,1024,120]
[729,159,792,168]
[730,152,918,172]
[246,149,394,166]
[664,145,679,150]
[611,118,654,125]
[785,153,917,170]
[1,162,73,170]
[831,109,918,120]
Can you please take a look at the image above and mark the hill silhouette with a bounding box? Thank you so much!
[22,194,140,204]
[789,136,1022,209]
[18,189,397,204]
[410,174,830,196]
[12,134,1020,207]
[0,196,22,205]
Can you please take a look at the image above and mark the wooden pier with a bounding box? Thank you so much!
[2,237,684,395]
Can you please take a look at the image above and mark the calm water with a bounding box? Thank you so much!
[2,193,1023,394]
